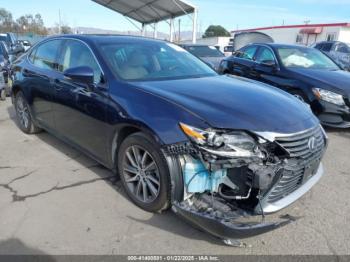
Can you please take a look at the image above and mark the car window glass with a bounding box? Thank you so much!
[100,42,216,81]
[321,43,333,52]
[335,43,350,53]
[60,40,102,83]
[33,40,61,70]
[237,46,258,60]
[256,47,275,63]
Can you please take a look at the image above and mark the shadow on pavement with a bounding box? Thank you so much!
[5,105,224,246]
[0,238,55,258]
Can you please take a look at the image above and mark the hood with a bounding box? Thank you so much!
[290,68,350,97]
[200,57,224,70]
[131,75,318,133]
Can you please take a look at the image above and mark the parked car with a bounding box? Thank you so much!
[312,41,350,71]
[180,44,225,71]
[223,45,234,57]
[231,31,274,51]
[0,41,12,95]
[0,71,6,100]
[219,43,350,128]
[18,40,32,52]
[0,33,24,55]
[11,35,327,244]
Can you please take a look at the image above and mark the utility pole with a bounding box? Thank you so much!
[178,19,181,43]
[58,9,62,34]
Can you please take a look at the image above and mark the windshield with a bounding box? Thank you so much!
[185,46,224,58]
[277,47,339,70]
[100,42,217,81]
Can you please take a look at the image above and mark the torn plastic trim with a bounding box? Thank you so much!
[172,201,294,240]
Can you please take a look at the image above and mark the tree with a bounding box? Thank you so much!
[16,13,47,35]
[0,8,14,32]
[203,25,231,38]
[61,25,72,34]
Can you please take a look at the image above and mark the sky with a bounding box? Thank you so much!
[0,0,349,34]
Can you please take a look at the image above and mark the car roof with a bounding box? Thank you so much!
[181,44,215,47]
[45,34,169,45]
[248,43,313,49]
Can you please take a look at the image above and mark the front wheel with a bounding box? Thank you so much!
[14,91,42,134]
[118,132,171,213]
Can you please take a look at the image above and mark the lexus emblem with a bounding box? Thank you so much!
[308,137,317,152]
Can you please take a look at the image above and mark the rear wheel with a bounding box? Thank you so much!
[15,91,42,134]
[118,132,171,213]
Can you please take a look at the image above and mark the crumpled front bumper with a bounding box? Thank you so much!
[258,164,324,214]
[172,202,295,241]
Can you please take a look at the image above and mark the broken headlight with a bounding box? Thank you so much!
[180,123,264,159]
[312,88,346,106]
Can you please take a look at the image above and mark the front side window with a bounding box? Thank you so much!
[32,40,62,70]
[277,47,339,70]
[60,40,102,83]
[99,42,216,81]
[236,46,258,61]
[255,47,275,63]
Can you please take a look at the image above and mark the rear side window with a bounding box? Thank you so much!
[236,46,258,61]
[316,43,332,52]
[32,40,62,70]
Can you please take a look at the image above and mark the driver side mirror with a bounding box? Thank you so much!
[63,66,94,87]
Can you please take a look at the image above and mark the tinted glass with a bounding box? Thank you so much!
[185,46,224,57]
[256,47,275,63]
[33,40,61,70]
[321,43,333,52]
[335,43,350,53]
[277,47,339,70]
[237,46,258,60]
[60,40,102,83]
[100,42,216,81]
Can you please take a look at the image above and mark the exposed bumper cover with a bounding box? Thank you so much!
[172,203,293,240]
[259,163,324,214]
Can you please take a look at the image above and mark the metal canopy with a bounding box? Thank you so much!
[92,0,198,43]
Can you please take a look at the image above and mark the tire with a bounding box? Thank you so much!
[118,132,171,213]
[0,89,5,101]
[14,91,42,134]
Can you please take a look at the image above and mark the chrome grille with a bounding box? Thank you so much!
[275,125,325,159]
[266,125,326,204]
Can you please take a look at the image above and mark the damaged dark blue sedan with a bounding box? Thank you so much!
[10,35,327,245]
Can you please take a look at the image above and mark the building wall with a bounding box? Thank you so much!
[233,26,349,46]
[338,27,350,43]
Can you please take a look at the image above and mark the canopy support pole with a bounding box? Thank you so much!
[141,23,146,36]
[192,8,197,44]
[153,22,158,38]
[169,18,174,42]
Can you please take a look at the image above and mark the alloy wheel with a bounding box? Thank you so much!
[122,145,161,203]
[16,96,30,129]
